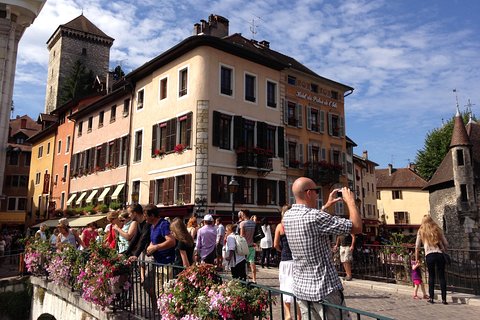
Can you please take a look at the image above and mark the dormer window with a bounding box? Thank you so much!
[457,149,464,166]
[81,48,87,55]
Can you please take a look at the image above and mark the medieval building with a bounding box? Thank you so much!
[425,109,480,253]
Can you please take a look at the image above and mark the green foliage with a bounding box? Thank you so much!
[415,111,472,180]
[59,60,96,106]
[112,65,125,80]
[0,286,32,319]
[109,201,122,210]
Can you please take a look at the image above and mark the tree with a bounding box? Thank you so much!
[112,65,125,81]
[415,111,472,180]
[59,60,95,106]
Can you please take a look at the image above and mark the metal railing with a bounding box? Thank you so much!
[334,244,480,295]
[115,260,393,320]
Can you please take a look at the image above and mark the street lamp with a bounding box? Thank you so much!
[228,177,239,224]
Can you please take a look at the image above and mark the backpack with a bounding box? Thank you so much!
[234,234,250,256]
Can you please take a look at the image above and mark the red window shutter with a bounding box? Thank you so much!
[149,180,155,204]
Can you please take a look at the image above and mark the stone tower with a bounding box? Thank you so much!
[0,1,45,197]
[450,109,478,249]
[44,14,113,113]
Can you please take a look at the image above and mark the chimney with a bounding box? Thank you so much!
[362,150,368,160]
[259,40,270,48]
[408,163,416,172]
[388,164,393,176]
[193,14,229,38]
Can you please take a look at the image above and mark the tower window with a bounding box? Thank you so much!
[460,184,468,202]
[457,149,464,166]
[82,48,87,55]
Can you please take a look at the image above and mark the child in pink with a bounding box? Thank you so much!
[411,259,429,299]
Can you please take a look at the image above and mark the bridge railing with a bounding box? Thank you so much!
[335,244,480,295]
[114,259,393,320]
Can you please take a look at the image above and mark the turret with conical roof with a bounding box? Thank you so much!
[44,14,114,113]
[450,108,471,148]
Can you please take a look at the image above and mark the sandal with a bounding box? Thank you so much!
[413,295,420,300]
[423,295,430,299]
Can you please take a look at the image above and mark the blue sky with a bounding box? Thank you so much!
[13,0,480,168]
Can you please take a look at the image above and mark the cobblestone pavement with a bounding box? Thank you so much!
[252,266,480,320]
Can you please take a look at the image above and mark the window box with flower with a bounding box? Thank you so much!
[174,143,186,154]
[152,148,166,158]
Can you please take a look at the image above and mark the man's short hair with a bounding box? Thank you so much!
[216,217,222,223]
[240,209,251,218]
[144,204,159,217]
[130,204,143,214]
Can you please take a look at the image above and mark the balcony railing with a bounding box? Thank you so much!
[304,161,342,185]
[236,148,273,173]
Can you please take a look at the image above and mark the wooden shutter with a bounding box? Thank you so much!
[328,113,333,136]
[306,106,311,130]
[284,140,289,167]
[279,180,286,206]
[186,112,192,147]
[256,121,266,149]
[283,99,288,125]
[277,126,284,158]
[113,139,120,167]
[166,118,176,151]
[298,143,304,168]
[100,142,107,167]
[257,178,267,205]
[90,148,95,172]
[340,116,344,137]
[320,110,325,133]
[149,180,155,204]
[212,111,221,147]
[211,174,219,203]
[233,116,244,149]
[297,104,303,128]
[184,174,191,204]
[307,144,312,162]
[70,155,75,176]
[152,124,158,155]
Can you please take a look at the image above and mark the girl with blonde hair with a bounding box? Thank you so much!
[415,215,449,304]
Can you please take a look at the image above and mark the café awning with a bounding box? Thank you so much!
[75,191,87,205]
[66,193,77,206]
[97,187,111,202]
[85,189,99,204]
[68,214,107,227]
[111,184,125,200]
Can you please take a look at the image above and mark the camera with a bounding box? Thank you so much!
[337,191,343,198]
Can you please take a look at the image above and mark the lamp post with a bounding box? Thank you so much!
[228,177,239,224]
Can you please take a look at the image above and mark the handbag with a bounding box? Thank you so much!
[443,252,451,265]
[253,224,265,243]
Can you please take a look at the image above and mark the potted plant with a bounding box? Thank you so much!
[174,144,185,154]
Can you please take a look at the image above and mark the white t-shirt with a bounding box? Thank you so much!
[260,225,272,249]
[225,234,245,267]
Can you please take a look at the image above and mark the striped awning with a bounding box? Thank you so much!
[86,189,99,203]
[97,187,111,202]
[75,191,87,205]
[111,184,125,200]
[66,193,77,206]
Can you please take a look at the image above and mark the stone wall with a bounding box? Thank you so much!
[45,34,111,113]
[429,186,471,250]
[30,276,127,320]
[194,100,209,203]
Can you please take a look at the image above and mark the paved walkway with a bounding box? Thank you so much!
[253,267,480,320]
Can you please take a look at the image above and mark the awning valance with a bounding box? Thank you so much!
[97,187,111,202]
[66,193,77,206]
[75,191,87,205]
[111,184,125,200]
[86,189,99,203]
[68,214,107,227]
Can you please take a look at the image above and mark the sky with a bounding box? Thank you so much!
[12,0,480,168]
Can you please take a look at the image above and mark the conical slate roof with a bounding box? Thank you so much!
[450,109,470,147]
[62,14,113,40]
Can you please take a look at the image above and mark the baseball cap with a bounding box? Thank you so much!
[203,214,214,222]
